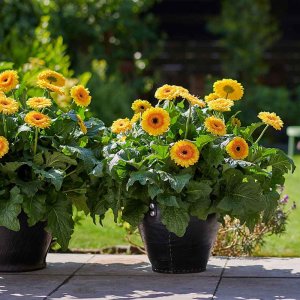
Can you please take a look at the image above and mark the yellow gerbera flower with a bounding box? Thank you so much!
[204,116,226,136]
[26,97,52,110]
[0,136,9,158]
[154,84,181,101]
[131,99,152,113]
[226,137,249,160]
[213,79,244,101]
[70,85,91,107]
[37,70,66,87]
[77,114,87,134]
[207,98,234,112]
[0,97,19,115]
[0,70,19,93]
[37,80,65,95]
[111,118,132,134]
[231,117,241,127]
[24,111,52,129]
[257,112,283,130]
[204,93,220,103]
[141,107,170,136]
[131,113,141,124]
[170,140,200,168]
[181,92,206,108]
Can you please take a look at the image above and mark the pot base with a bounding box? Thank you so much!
[152,266,206,274]
[0,212,52,273]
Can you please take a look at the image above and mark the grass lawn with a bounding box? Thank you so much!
[69,156,300,257]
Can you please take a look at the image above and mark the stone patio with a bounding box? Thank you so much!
[0,254,299,299]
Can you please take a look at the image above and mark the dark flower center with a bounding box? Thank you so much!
[182,150,188,155]
[236,146,241,151]
[223,85,234,93]
[152,117,159,124]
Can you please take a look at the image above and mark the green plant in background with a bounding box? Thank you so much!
[0,0,163,124]
[0,65,105,249]
[208,0,279,83]
[91,79,294,238]
[207,0,300,127]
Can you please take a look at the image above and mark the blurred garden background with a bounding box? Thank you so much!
[1,0,299,256]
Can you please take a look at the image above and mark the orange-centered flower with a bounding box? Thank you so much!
[170,140,200,167]
[226,137,249,160]
[141,107,170,136]
[24,111,52,129]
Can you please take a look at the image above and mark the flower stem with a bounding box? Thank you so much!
[255,125,269,144]
[33,127,39,155]
[2,114,7,136]
[184,103,192,139]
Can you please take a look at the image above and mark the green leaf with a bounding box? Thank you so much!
[46,193,74,250]
[126,170,157,190]
[90,162,104,177]
[187,181,212,219]
[202,144,224,167]
[44,151,77,169]
[122,198,148,227]
[160,206,190,237]
[22,194,47,226]
[217,169,265,219]
[158,171,192,193]
[151,144,169,159]
[240,122,264,141]
[262,190,280,223]
[195,135,216,149]
[34,168,64,191]
[0,162,27,174]
[0,187,23,231]
[157,194,179,207]
[148,184,163,200]
[67,193,89,215]
[63,146,97,172]
[186,180,212,201]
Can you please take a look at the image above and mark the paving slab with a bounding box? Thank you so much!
[224,257,300,277]
[0,254,95,276]
[214,277,300,300]
[48,275,219,300]
[0,274,67,300]
[77,254,228,277]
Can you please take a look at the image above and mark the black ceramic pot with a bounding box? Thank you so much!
[0,211,52,272]
[139,204,219,274]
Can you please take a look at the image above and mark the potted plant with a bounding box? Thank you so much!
[0,67,104,272]
[100,79,295,273]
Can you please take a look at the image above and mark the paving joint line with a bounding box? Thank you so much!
[43,254,96,300]
[211,257,229,300]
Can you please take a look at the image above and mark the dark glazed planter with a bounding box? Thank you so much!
[0,212,52,272]
[139,204,219,274]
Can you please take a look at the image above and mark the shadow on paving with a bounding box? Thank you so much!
[0,257,299,300]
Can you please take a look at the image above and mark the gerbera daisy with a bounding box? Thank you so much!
[226,137,249,160]
[154,84,181,101]
[207,98,234,112]
[70,85,91,107]
[170,140,200,168]
[0,97,19,115]
[0,70,19,93]
[213,79,244,101]
[131,113,141,124]
[204,92,219,103]
[37,80,65,95]
[258,112,283,130]
[231,117,241,127]
[26,97,52,110]
[0,136,9,158]
[141,107,170,136]
[111,118,132,134]
[77,114,87,134]
[204,116,226,136]
[24,111,52,129]
[131,99,152,114]
[37,70,66,87]
[181,92,206,108]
